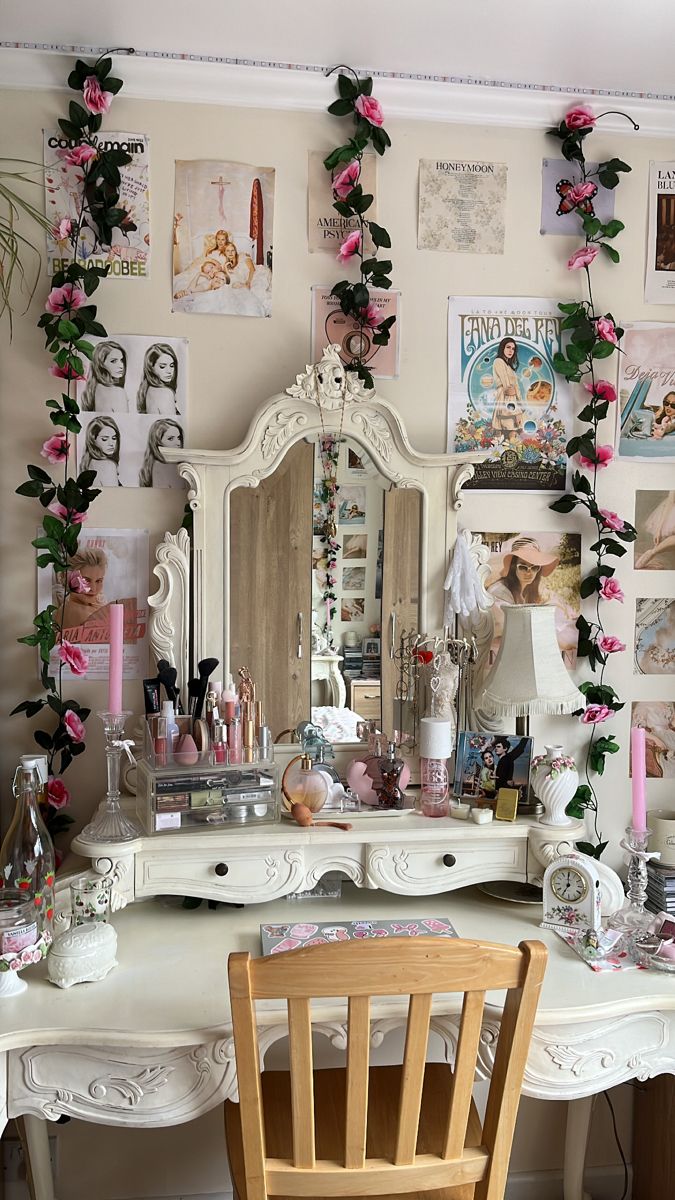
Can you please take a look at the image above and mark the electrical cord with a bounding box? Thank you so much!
[603,1090,629,1200]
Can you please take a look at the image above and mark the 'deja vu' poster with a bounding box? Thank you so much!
[37,528,149,680]
[447,297,572,491]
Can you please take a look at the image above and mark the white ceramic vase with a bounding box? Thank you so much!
[532,745,578,827]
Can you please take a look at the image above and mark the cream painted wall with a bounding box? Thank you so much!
[1,79,672,1192]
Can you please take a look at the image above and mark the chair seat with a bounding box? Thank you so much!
[225,1062,481,1200]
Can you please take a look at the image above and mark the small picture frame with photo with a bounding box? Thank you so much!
[453,730,533,805]
[363,636,381,658]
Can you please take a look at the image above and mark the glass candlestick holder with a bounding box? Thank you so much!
[607,826,656,935]
[78,712,142,844]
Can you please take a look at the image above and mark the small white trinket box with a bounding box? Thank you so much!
[47,922,118,989]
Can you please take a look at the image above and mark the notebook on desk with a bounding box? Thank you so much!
[260,917,458,955]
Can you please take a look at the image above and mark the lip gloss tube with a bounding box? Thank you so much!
[212,722,227,764]
[243,718,256,763]
[228,717,242,764]
[154,716,168,767]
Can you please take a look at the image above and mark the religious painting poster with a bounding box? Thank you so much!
[634,491,675,570]
[447,297,571,490]
[342,566,366,592]
[418,159,507,255]
[338,486,366,525]
[616,324,675,461]
[539,158,615,236]
[476,531,581,669]
[37,528,149,679]
[631,701,675,778]
[634,598,675,675]
[44,130,150,277]
[172,159,274,317]
[645,162,675,303]
[343,533,368,559]
[311,286,400,379]
[308,150,377,252]
[74,334,187,489]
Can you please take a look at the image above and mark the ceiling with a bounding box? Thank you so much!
[2,0,675,100]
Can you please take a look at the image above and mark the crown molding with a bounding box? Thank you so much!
[2,46,675,135]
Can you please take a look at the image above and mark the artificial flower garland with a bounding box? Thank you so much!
[324,67,395,390]
[12,52,134,839]
[316,436,341,646]
[547,103,639,857]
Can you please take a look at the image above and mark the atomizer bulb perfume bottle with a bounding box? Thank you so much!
[282,754,329,814]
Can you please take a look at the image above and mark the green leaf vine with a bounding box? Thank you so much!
[12,50,134,838]
[547,103,639,857]
[324,66,395,392]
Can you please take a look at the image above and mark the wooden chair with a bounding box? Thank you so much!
[225,935,547,1200]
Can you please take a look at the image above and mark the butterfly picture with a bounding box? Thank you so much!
[556,178,598,217]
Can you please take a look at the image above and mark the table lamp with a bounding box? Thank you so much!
[481,605,584,815]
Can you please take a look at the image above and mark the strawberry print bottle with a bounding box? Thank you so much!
[0,757,55,940]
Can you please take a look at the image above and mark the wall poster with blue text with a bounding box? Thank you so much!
[447,297,572,491]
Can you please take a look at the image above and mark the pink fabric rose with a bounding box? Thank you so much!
[596,316,619,344]
[332,160,360,199]
[564,105,596,130]
[578,443,614,470]
[600,577,624,602]
[49,363,87,382]
[41,433,69,464]
[584,379,617,403]
[598,508,625,532]
[57,640,89,676]
[48,500,87,525]
[355,94,384,127]
[63,709,86,743]
[337,229,362,263]
[52,217,72,241]
[359,301,383,329]
[45,283,87,315]
[598,634,626,654]
[59,144,97,167]
[47,776,70,810]
[82,75,113,115]
[567,244,600,271]
[567,181,597,205]
[67,569,91,593]
[580,704,612,724]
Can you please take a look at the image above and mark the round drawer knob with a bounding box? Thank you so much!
[214,862,229,877]
[442,853,456,868]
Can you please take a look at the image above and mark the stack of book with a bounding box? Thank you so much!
[341,645,363,684]
[361,651,381,679]
[646,861,675,915]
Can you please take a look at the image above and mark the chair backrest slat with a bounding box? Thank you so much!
[443,989,486,1160]
[227,936,547,1200]
[288,996,315,1168]
[394,991,432,1165]
[344,994,371,1168]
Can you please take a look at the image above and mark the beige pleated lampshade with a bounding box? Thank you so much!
[482,604,584,718]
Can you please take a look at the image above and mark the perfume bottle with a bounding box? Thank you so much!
[419,718,454,818]
[282,755,329,813]
[0,757,56,938]
[374,742,405,810]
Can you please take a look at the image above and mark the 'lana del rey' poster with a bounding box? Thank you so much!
[447,296,572,491]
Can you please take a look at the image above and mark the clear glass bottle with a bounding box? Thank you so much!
[282,754,329,813]
[0,757,56,939]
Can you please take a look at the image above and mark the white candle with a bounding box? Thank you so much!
[631,726,647,832]
[107,604,124,715]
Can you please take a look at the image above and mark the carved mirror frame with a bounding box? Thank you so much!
[149,347,477,759]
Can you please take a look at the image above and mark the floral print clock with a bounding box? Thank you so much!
[541,852,603,936]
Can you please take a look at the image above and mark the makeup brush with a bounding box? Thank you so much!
[156,660,179,706]
[193,657,219,722]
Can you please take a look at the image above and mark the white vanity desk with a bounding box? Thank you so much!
[4,883,675,1200]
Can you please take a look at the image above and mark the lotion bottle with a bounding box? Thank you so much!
[161,701,180,755]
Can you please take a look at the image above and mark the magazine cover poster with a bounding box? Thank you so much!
[476,531,581,668]
[38,528,149,679]
[645,162,675,304]
[173,160,274,317]
[634,490,675,570]
[617,324,675,461]
[308,150,377,253]
[631,701,675,778]
[634,598,675,675]
[44,131,150,277]
[311,286,400,379]
[447,297,571,490]
[75,334,187,489]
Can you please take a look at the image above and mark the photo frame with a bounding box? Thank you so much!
[453,730,533,804]
[363,636,381,657]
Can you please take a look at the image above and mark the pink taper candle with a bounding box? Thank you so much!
[631,726,647,832]
[107,604,124,714]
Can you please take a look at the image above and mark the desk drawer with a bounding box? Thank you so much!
[136,844,305,903]
[367,837,525,895]
[350,681,381,721]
